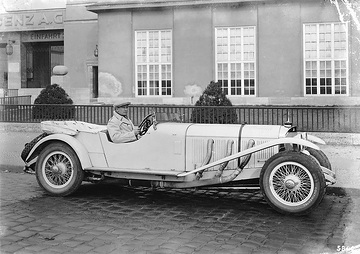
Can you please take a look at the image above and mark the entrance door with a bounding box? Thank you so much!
[92,66,98,98]
[0,45,7,96]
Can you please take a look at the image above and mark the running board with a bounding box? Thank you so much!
[84,167,185,182]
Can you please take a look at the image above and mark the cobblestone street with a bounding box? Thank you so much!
[0,171,358,254]
[1,0,360,251]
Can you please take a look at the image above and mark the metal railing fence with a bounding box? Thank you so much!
[6,89,19,97]
[0,95,31,105]
[0,104,359,133]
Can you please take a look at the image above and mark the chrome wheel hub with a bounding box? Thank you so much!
[42,152,74,188]
[269,162,315,206]
[284,175,300,190]
[51,163,66,174]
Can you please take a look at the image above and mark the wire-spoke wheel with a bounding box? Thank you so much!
[36,142,84,196]
[260,151,326,215]
[43,151,74,189]
[269,162,314,206]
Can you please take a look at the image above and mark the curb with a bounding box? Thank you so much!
[0,122,359,146]
[309,132,360,146]
[0,122,41,133]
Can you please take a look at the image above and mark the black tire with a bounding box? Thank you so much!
[21,133,48,162]
[260,151,326,215]
[306,147,332,171]
[35,142,84,196]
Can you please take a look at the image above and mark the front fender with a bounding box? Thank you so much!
[178,137,320,177]
[295,133,326,145]
[26,133,92,169]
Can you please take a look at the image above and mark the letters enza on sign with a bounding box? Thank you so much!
[0,11,63,28]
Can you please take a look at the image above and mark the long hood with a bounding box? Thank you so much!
[186,124,286,139]
[184,124,289,173]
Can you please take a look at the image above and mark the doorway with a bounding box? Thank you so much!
[92,66,98,98]
[0,44,8,96]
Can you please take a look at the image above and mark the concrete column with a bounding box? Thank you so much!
[7,40,21,90]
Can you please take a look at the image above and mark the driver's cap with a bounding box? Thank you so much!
[114,102,131,108]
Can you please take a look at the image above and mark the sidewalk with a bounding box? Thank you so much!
[0,122,45,133]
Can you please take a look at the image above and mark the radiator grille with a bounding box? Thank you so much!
[251,139,278,166]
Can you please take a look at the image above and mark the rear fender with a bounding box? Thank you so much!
[25,133,92,169]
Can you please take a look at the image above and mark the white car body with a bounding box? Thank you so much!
[22,113,336,215]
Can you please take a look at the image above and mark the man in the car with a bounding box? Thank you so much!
[107,102,140,143]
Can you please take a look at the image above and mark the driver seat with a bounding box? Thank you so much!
[102,130,113,142]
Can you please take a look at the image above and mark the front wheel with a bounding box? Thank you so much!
[35,142,84,196]
[260,151,326,215]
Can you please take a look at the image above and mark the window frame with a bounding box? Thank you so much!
[303,22,349,96]
[215,26,257,97]
[134,29,173,97]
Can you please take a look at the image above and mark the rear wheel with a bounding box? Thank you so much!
[260,151,326,215]
[35,142,84,196]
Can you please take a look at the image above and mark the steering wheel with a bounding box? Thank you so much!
[138,113,154,136]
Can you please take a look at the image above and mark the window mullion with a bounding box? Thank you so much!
[146,31,150,96]
[331,23,335,95]
[241,63,244,96]
[135,32,139,97]
[331,23,335,61]
[332,24,337,95]
[253,27,256,96]
[158,31,162,95]
[345,23,349,96]
[215,28,218,82]
[227,28,231,95]
[159,65,162,96]
[330,24,336,95]
[316,24,320,95]
[317,61,320,95]
[240,27,244,95]
[303,24,306,96]
[331,60,335,95]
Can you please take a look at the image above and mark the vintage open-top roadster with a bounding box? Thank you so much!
[21,112,336,215]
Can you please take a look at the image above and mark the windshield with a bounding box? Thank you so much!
[155,112,182,123]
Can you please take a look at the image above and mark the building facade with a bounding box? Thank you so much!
[0,8,66,98]
[1,0,360,105]
[0,0,98,102]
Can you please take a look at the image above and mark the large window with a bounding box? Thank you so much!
[215,27,256,96]
[135,30,172,96]
[304,23,348,95]
[22,42,64,88]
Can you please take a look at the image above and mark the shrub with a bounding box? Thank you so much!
[32,84,75,120]
[191,81,238,124]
